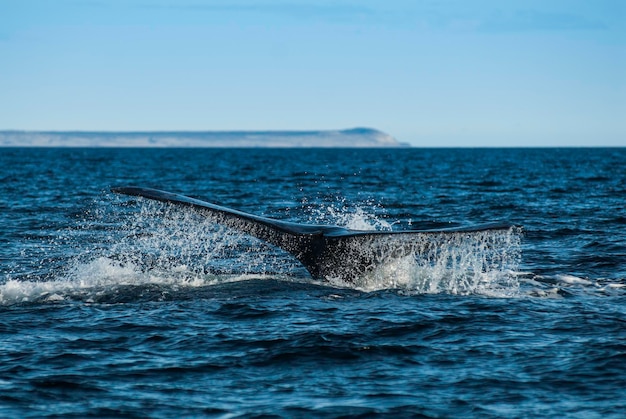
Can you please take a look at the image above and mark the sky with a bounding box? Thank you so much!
[0,0,624,146]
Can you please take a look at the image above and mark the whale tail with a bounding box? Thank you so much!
[111,186,515,282]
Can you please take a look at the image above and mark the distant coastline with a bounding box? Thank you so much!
[0,128,409,148]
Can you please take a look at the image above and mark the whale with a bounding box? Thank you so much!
[111,186,514,282]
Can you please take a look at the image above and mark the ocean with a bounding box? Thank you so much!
[1,147,625,417]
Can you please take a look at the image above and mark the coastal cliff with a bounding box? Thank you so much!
[0,128,409,148]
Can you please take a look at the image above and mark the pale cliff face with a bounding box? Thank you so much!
[0,128,408,148]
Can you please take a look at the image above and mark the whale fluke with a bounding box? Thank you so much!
[111,186,515,282]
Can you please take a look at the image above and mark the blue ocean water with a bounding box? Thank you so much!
[1,147,625,417]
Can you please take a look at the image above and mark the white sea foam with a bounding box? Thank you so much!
[555,274,592,285]
[0,255,274,305]
[1,257,178,304]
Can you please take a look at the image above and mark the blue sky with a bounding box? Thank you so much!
[0,0,624,146]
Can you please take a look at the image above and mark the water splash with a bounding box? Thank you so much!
[324,228,523,296]
[113,199,523,296]
[302,196,394,231]
[0,198,286,305]
[1,197,527,304]
[110,200,302,277]
[0,255,275,305]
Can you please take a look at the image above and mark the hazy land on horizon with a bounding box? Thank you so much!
[0,128,409,148]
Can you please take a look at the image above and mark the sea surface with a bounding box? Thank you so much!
[1,147,625,418]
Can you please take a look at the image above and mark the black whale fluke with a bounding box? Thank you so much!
[111,186,514,282]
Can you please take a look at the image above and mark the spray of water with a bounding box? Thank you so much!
[1,196,528,304]
[109,199,523,296]
[302,195,394,231]
[322,228,522,296]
